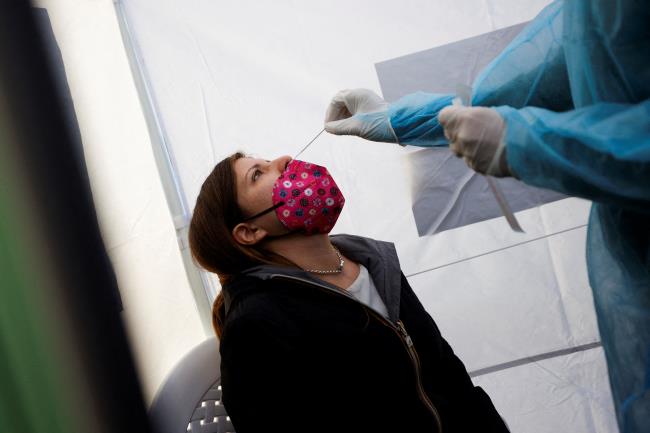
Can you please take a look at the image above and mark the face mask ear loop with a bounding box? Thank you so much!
[241,201,285,223]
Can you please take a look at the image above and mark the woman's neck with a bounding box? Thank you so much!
[263,233,340,271]
[263,232,361,290]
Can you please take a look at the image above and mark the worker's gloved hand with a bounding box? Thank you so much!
[438,105,511,177]
[324,89,399,143]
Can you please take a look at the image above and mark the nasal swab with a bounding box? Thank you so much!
[294,128,325,159]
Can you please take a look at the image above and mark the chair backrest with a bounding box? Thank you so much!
[149,337,235,433]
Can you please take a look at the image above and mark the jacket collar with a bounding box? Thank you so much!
[222,234,402,323]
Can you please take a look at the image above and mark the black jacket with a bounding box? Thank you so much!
[219,234,509,433]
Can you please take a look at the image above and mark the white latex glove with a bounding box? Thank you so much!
[324,88,399,143]
[438,105,511,177]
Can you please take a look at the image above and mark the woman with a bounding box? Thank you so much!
[188,152,509,433]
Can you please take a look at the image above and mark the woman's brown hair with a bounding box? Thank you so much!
[188,152,297,338]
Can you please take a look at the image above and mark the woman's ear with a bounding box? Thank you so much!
[232,222,268,246]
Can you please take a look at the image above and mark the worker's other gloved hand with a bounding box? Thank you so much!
[324,89,399,143]
[438,105,512,177]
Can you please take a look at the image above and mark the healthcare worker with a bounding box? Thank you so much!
[323,1,650,432]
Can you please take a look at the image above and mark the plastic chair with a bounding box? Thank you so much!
[149,337,235,433]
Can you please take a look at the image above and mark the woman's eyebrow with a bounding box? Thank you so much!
[245,163,260,182]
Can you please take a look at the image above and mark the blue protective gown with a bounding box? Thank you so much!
[387,1,650,431]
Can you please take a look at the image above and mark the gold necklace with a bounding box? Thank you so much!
[303,246,345,274]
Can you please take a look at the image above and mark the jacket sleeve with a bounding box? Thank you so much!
[387,0,569,148]
[496,100,650,211]
[398,273,510,432]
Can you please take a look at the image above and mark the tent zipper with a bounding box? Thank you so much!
[269,274,443,432]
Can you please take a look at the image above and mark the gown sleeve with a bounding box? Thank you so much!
[495,100,650,211]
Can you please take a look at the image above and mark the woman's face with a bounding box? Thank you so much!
[233,155,293,236]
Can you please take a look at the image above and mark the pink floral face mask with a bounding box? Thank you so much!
[242,159,345,235]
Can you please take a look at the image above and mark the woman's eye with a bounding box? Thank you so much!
[252,169,262,181]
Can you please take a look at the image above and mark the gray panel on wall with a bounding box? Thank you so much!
[376,23,527,100]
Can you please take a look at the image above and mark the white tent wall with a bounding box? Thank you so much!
[118,0,620,431]
[33,0,206,404]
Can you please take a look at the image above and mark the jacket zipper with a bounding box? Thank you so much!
[270,274,443,432]
[395,319,443,432]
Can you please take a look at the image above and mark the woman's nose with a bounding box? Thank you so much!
[271,155,292,172]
